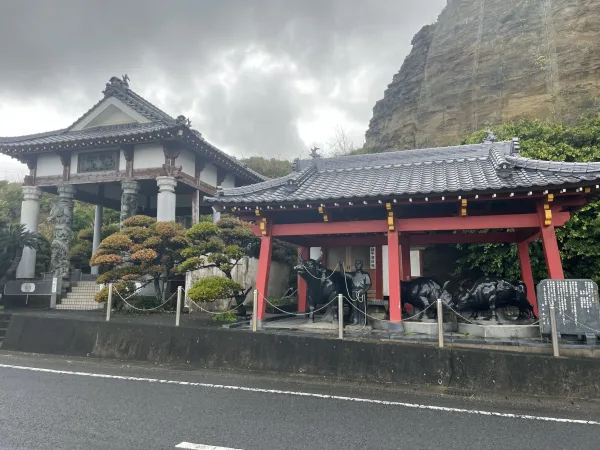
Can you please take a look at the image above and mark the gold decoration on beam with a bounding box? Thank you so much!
[385,202,392,211]
[318,205,329,222]
[460,199,468,217]
[543,204,552,226]
[255,209,261,216]
[388,211,395,231]
[259,218,268,236]
[585,187,591,193]
[547,194,554,203]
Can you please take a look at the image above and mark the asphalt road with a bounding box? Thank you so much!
[0,351,599,450]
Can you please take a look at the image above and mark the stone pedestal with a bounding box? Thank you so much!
[156,176,177,222]
[16,185,41,279]
[91,205,103,275]
[49,184,75,280]
[458,323,539,339]
[120,180,140,229]
[404,321,457,335]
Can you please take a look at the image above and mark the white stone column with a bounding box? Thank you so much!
[90,205,103,275]
[16,185,41,279]
[212,207,221,224]
[156,176,177,222]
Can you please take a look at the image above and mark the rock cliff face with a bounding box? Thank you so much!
[366,0,600,151]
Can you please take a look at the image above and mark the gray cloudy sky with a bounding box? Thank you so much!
[0,0,445,177]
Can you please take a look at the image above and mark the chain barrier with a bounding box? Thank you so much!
[262,293,338,317]
[184,293,247,316]
[113,286,177,312]
[300,262,342,281]
[561,312,600,335]
[111,281,152,302]
[342,295,437,324]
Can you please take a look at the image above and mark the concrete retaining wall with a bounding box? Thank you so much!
[4,315,600,399]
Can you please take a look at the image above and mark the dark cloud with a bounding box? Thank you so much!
[0,0,446,157]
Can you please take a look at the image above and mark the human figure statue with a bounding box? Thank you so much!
[348,260,372,326]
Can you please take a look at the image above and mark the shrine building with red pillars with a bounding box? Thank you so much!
[207,138,600,330]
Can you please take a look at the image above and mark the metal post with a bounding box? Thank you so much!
[550,305,560,357]
[338,294,344,340]
[252,290,258,332]
[437,299,444,348]
[106,283,113,322]
[175,286,183,327]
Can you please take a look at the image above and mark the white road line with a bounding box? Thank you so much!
[176,442,242,450]
[0,363,597,426]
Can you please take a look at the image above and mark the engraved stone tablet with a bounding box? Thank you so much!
[537,279,600,336]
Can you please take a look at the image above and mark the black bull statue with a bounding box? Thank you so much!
[293,253,351,323]
[440,277,536,321]
[396,277,536,322]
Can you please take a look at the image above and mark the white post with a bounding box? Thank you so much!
[16,186,41,279]
[437,299,444,348]
[90,205,103,275]
[106,283,113,322]
[252,290,258,332]
[156,176,177,222]
[175,286,183,326]
[550,305,560,357]
[338,294,344,339]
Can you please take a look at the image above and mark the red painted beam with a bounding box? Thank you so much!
[387,231,402,323]
[518,241,538,317]
[268,220,389,236]
[255,236,273,324]
[252,212,572,238]
[297,247,309,313]
[537,203,565,279]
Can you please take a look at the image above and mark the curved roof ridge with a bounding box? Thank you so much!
[506,154,600,174]
[218,163,316,197]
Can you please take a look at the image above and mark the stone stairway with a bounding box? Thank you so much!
[0,313,11,347]
[56,281,103,310]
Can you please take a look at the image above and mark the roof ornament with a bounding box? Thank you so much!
[483,130,497,144]
[292,158,300,172]
[309,146,322,159]
[103,76,130,96]
[176,115,192,127]
[510,137,520,155]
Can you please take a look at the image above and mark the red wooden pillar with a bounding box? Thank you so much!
[537,203,565,279]
[517,241,538,317]
[297,246,309,313]
[375,246,383,300]
[256,235,273,327]
[387,230,402,324]
[400,236,411,281]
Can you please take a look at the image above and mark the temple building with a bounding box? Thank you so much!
[209,137,600,329]
[0,76,264,282]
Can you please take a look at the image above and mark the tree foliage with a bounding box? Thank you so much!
[240,156,293,179]
[455,117,600,284]
[179,218,259,278]
[91,215,188,303]
[0,224,38,292]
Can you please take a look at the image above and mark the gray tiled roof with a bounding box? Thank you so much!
[209,141,600,204]
[0,122,170,147]
[0,76,265,183]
